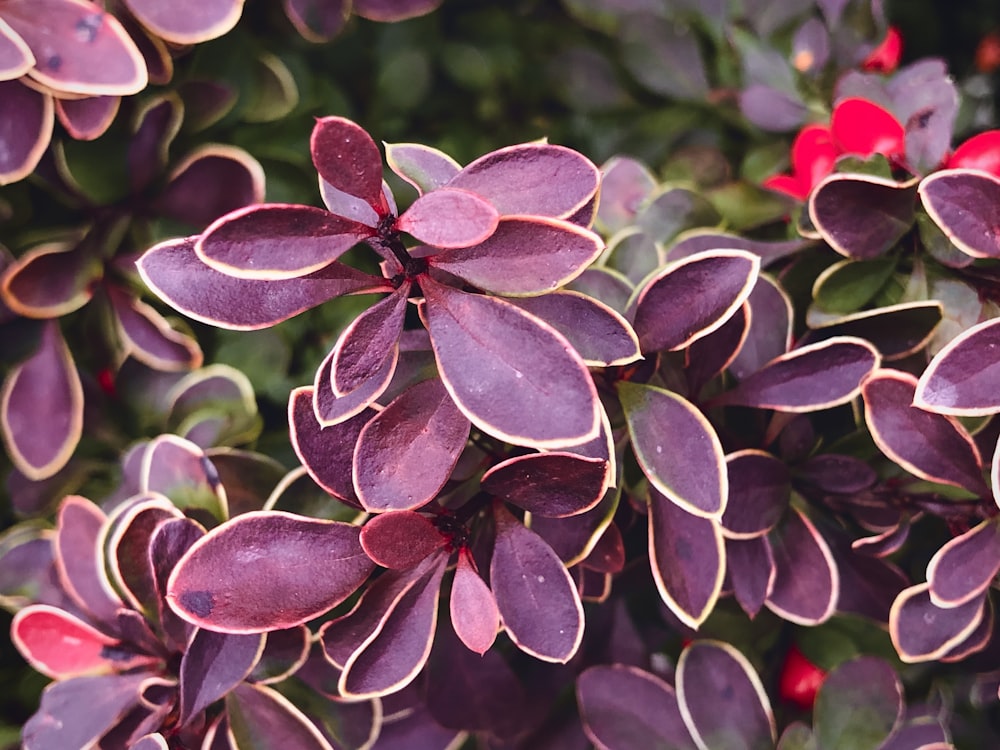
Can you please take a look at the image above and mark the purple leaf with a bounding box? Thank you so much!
[179,629,264,726]
[577,665,697,750]
[482,452,608,518]
[227,682,335,750]
[766,507,838,625]
[862,369,989,495]
[449,548,499,655]
[715,336,880,412]
[566,266,633,314]
[360,511,446,569]
[385,142,461,195]
[123,0,243,44]
[137,237,390,330]
[0,80,52,184]
[54,94,118,140]
[289,386,371,505]
[927,518,1000,607]
[721,450,789,539]
[834,541,908,623]
[620,14,709,100]
[805,301,943,361]
[596,156,657,234]
[490,505,583,662]
[149,518,203,651]
[686,304,749,393]
[813,656,903,750]
[396,188,499,248]
[796,454,877,494]
[11,604,150,678]
[1,321,82,480]
[251,626,311,685]
[53,495,124,624]
[4,0,147,95]
[0,18,33,78]
[196,204,372,280]
[421,277,600,448]
[1,240,100,317]
[889,583,986,663]
[155,145,266,229]
[919,169,1000,258]
[22,673,148,750]
[619,381,726,518]
[428,216,603,296]
[353,0,443,22]
[648,489,725,629]
[676,641,775,750]
[131,734,169,750]
[740,84,808,131]
[729,274,793,380]
[141,434,226,520]
[529,489,620,566]
[915,317,1000,416]
[668,231,811,266]
[340,552,447,698]
[631,249,760,353]
[314,344,396,428]
[109,286,203,372]
[107,496,180,613]
[167,511,374,632]
[127,94,182,192]
[508,291,641,366]
[310,116,387,212]
[354,377,470,512]
[726,536,775,619]
[282,0,349,42]
[809,174,917,259]
[447,142,600,219]
[330,284,408,396]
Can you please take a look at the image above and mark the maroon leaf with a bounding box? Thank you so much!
[927,518,1000,607]
[353,0,443,22]
[354,377,470,512]
[179,629,264,726]
[648,489,725,629]
[127,93,181,192]
[715,336,879,412]
[289,386,371,505]
[109,286,203,372]
[196,204,372,280]
[632,249,760,354]
[729,274,793,380]
[447,142,600,219]
[385,141,461,195]
[0,80,52,184]
[813,656,903,750]
[1,240,101,318]
[619,381,726,518]
[396,187,499,249]
[54,495,124,624]
[805,301,943,362]
[167,511,374,632]
[150,518,203,651]
[449,548,499,655]
[889,583,986,663]
[676,641,775,750]
[155,145,266,229]
[766,507,838,625]
[796,454,877,494]
[137,237,390,330]
[227,682,335,750]
[809,174,917,259]
[22,673,148,750]
[107,496,181,613]
[11,604,152,678]
[727,536,775,619]
[428,216,603,296]
[4,0,147,95]
[340,552,447,698]
[919,169,1000,258]
[491,505,583,662]
[123,0,243,44]
[596,155,657,234]
[528,488,620,566]
[721,450,789,539]
[686,303,749,393]
[330,284,408,396]
[508,291,641,366]
[0,17,33,78]
[251,626,311,685]
[360,511,446,569]
[1,320,83,480]
[141,434,226,520]
[915,317,1000,416]
[310,116,387,212]
[577,665,697,750]
[862,369,989,495]
[282,0,348,42]
[54,94,118,140]
[483,452,607,518]
[421,277,600,448]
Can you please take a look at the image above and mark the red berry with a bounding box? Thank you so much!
[778,644,826,711]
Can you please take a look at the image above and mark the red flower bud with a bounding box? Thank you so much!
[778,644,827,711]
[862,26,903,73]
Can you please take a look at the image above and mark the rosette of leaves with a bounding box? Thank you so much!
[1,434,380,750]
[0,92,264,494]
[0,0,246,185]
[283,0,442,43]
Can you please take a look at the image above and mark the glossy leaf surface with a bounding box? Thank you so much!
[809,175,916,259]
[926,518,1000,607]
[915,317,1000,415]
[360,511,445,569]
[919,169,1000,258]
